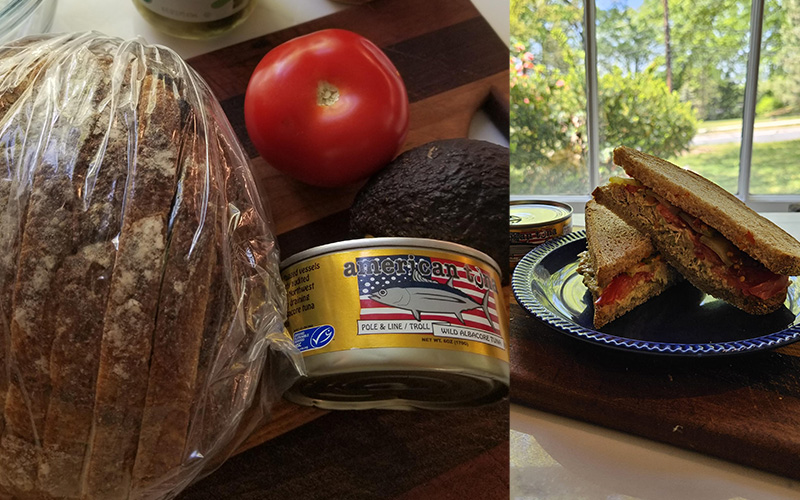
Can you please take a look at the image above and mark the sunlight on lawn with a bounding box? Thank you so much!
[671,140,800,195]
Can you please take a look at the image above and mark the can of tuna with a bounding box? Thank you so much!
[280,237,509,410]
[510,200,573,270]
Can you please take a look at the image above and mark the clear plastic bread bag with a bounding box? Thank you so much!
[0,32,303,499]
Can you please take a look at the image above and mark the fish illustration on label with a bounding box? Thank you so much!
[350,254,499,334]
[369,271,491,324]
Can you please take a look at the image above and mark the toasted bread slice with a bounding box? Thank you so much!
[578,250,680,328]
[584,199,656,288]
[577,200,681,327]
[613,146,800,275]
[594,181,788,315]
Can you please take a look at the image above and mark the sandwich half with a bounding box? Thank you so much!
[593,146,800,315]
[577,199,682,328]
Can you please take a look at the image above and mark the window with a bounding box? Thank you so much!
[510,0,800,212]
[750,0,800,196]
[510,0,588,195]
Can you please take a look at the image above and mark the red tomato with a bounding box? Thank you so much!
[244,29,410,188]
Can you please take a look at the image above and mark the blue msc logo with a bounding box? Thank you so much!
[294,325,335,352]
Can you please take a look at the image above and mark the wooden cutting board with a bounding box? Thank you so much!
[189,0,508,249]
[510,296,800,481]
[184,1,509,497]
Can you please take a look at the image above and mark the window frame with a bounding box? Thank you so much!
[511,0,800,213]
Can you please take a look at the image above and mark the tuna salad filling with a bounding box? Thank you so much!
[612,177,788,301]
[577,251,674,309]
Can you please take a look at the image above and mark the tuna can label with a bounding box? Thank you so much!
[282,247,508,360]
[509,219,571,245]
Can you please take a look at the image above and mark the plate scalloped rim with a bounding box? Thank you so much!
[512,230,800,356]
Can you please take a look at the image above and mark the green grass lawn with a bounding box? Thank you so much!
[670,140,800,195]
[699,114,800,133]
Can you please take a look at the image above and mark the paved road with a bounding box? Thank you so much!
[692,125,800,146]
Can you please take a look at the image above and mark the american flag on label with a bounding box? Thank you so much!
[355,254,503,347]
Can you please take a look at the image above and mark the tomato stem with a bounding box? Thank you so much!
[317,81,340,107]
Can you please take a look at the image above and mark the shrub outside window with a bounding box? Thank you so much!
[510,0,800,212]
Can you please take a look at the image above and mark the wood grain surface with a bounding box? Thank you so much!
[510,297,800,480]
[190,0,507,239]
[181,0,510,498]
[182,403,509,500]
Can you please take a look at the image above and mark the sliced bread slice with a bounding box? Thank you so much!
[613,146,800,276]
[83,71,185,500]
[130,112,220,493]
[584,199,656,288]
[594,181,787,315]
[37,40,130,498]
[578,200,681,327]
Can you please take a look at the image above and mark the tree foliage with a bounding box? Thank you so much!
[510,0,588,194]
[764,0,800,113]
[599,65,697,180]
[510,0,698,194]
[510,0,800,195]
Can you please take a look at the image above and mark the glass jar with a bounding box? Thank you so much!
[132,0,255,40]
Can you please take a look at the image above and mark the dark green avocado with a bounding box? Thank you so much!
[350,138,509,282]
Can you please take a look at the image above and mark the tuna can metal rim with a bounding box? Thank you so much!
[510,200,573,229]
[284,346,510,410]
[285,371,509,410]
[280,237,502,277]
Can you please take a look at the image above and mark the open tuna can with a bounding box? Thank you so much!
[280,237,510,410]
[510,199,573,271]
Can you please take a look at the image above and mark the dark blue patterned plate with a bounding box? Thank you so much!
[512,230,800,356]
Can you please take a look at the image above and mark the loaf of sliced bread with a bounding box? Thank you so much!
[0,34,293,500]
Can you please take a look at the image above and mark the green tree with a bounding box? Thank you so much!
[599,65,697,180]
[764,0,800,113]
[510,0,588,194]
[597,6,659,76]
[511,0,698,194]
[637,0,751,120]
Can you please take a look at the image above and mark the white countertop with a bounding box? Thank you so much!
[512,404,800,500]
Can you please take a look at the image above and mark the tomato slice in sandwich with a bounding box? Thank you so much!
[595,271,655,307]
